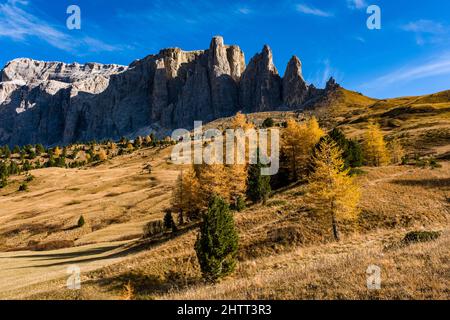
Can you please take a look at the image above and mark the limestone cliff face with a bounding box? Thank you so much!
[239,45,282,112]
[282,56,309,108]
[0,36,336,146]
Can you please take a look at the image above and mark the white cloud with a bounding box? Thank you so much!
[401,20,449,45]
[347,0,367,10]
[361,53,450,89]
[401,20,446,34]
[296,4,333,17]
[308,59,343,88]
[0,0,120,53]
[237,7,251,15]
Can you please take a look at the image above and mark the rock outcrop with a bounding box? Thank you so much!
[239,45,282,112]
[0,36,338,147]
[282,56,309,108]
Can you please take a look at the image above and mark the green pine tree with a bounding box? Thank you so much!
[163,210,177,232]
[195,196,239,283]
[4,145,11,158]
[77,215,85,228]
[247,151,271,204]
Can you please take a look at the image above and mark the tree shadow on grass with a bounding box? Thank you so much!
[8,222,201,269]
[391,178,450,189]
[92,269,202,298]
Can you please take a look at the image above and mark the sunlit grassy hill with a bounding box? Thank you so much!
[0,87,449,300]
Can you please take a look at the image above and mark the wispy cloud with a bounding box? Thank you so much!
[308,59,343,88]
[346,0,367,10]
[361,52,450,89]
[401,20,449,45]
[0,0,121,54]
[401,20,445,34]
[237,7,251,15]
[296,4,333,17]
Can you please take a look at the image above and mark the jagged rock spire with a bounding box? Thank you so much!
[239,45,282,112]
[282,55,308,108]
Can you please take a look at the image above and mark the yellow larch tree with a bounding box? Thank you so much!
[363,122,390,166]
[282,117,325,180]
[144,135,152,145]
[196,163,230,207]
[388,137,405,164]
[97,148,108,161]
[306,138,361,241]
[227,163,248,208]
[53,146,62,158]
[231,112,254,131]
[172,167,201,222]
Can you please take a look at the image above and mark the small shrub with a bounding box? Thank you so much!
[25,175,34,182]
[429,158,442,169]
[18,183,28,192]
[0,176,7,189]
[403,231,441,244]
[262,117,275,128]
[77,215,85,228]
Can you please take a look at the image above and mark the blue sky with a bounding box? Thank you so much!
[1,0,449,98]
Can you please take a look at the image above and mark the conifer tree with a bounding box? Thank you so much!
[134,136,143,149]
[77,215,85,228]
[231,112,254,131]
[317,128,363,169]
[363,122,390,166]
[197,164,230,207]
[4,145,11,158]
[307,138,361,241]
[0,160,8,188]
[53,146,62,158]
[35,144,45,155]
[262,117,275,128]
[388,137,405,164]
[172,167,201,222]
[195,196,239,282]
[163,210,177,232]
[97,148,108,161]
[227,164,248,210]
[22,160,32,172]
[247,151,271,204]
[283,117,324,180]
[144,135,152,146]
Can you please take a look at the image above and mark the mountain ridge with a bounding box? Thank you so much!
[0,36,336,147]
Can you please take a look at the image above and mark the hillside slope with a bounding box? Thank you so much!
[0,88,449,299]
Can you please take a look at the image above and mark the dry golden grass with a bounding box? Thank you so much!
[0,146,179,250]
[160,229,449,300]
[3,162,446,300]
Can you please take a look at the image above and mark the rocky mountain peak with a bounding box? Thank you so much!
[282,55,308,108]
[326,77,340,91]
[1,58,126,84]
[0,36,338,147]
